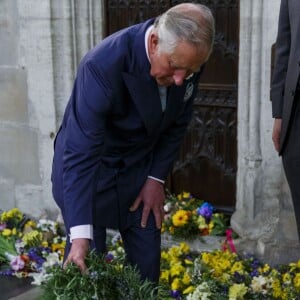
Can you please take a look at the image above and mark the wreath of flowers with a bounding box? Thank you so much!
[1,206,300,299]
[162,191,231,240]
[0,208,65,280]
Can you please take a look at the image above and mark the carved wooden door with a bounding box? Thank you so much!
[105,0,239,210]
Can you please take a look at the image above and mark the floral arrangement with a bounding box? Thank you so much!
[0,208,65,280]
[1,208,300,300]
[162,191,231,240]
[160,244,300,300]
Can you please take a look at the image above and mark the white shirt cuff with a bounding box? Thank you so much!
[148,175,165,184]
[70,225,93,242]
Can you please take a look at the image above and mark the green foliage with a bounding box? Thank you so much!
[0,235,17,263]
[39,251,168,300]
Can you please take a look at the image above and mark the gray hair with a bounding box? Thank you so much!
[153,3,215,60]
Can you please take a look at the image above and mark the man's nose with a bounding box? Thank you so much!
[172,70,186,86]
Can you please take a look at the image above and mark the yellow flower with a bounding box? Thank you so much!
[282,272,291,284]
[1,208,23,222]
[197,215,208,230]
[2,228,12,236]
[259,263,270,274]
[51,241,66,253]
[229,283,248,299]
[177,191,190,201]
[172,210,189,227]
[160,270,170,283]
[182,191,190,199]
[272,278,282,298]
[179,242,190,254]
[183,285,195,294]
[289,260,300,271]
[42,241,49,248]
[22,230,43,247]
[170,263,185,277]
[293,273,300,289]
[230,261,244,274]
[24,220,37,231]
[171,277,181,290]
[182,272,191,285]
[169,226,175,234]
[161,250,169,261]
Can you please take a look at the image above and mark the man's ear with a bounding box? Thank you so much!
[148,32,159,54]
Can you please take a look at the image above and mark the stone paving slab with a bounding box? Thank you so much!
[8,287,42,300]
[0,277,36,300]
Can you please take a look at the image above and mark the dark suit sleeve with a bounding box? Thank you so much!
[63,61,113,228]
[270,0,290,118]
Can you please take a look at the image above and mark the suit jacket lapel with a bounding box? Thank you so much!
[122,72,163,136]
[122,19,163,136]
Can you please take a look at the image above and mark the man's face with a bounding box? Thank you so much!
[148,32,208,87]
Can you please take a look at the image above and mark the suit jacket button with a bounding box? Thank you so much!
[291,90,295,97]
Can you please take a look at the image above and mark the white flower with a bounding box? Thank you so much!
[30,272,51,286]
[43,252,61,268]
[111,233,121,245]
[37,219,58,234]
[250,275,270,295]
[186,282,212,300]
[164,202,173,213]
[15,239,25,253]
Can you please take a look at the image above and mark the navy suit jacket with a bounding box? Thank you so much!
[271,0,300,153]
[51,18,203,230]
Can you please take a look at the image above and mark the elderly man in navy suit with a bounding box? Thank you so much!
[51,3,215,283]
[271,0,300,240]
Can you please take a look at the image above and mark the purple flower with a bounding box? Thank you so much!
[197,202,214,219]
[10,256,25,271]
[0,223,6,230]
[105,253,114,262]
[170,290,181,298]
[250,269,259,277]
[0,269,15,276]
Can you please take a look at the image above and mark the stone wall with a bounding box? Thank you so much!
[0,0,103,219]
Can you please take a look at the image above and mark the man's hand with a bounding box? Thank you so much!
[272,118,282,152]
[63,238,90,273]
[130,178,165,229]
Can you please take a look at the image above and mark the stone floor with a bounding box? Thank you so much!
[0,277,41,300]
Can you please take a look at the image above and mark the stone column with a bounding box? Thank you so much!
[231,0,300,265]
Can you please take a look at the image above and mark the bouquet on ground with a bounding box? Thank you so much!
[162,191,231,240]
[0,208,65,280]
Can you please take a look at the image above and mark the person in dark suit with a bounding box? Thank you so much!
[51,3,215,283]
[271,0,300,238]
